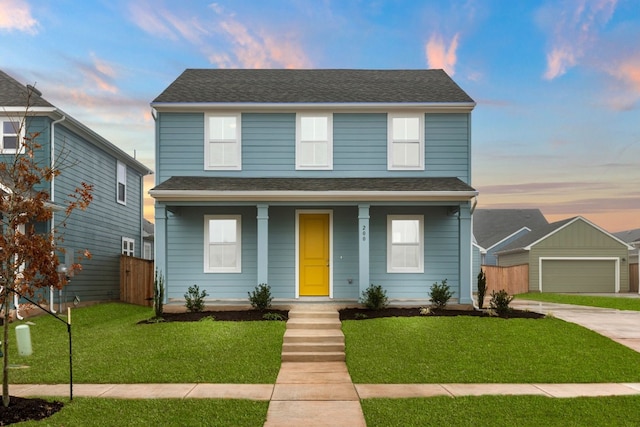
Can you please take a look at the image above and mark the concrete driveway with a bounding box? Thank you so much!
[512,297,640,353]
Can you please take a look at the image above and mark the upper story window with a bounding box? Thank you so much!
[117,161,127,205]
[1,118,22,154]
[296,113,333,170]
[387,215,424,273]
[388,114,424,170]
[204,215,241,273]
[205,114,241,170]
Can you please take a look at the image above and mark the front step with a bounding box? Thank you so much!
[282,351,345,362]
[281,306,346,363]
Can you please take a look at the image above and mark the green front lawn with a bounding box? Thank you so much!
[6,303,285,384]
[14,398,268,427]
[515,293,640,311]
[343,316,640,383]
[361,395,640,427]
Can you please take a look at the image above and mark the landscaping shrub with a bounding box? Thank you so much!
[262,312,284,321]
[184,284,208,313]
[477,269,487,309]
[153,269,165,318]
[490,289,514,316]
[429,279,453,309]
[360,284,389,310]
[248,283,273,310]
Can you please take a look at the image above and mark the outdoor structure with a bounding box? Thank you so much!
[0,69,152,304]
[150,69,477,305]
[473,209,549,266]
[496,216,632,293]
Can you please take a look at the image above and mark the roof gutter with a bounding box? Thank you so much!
[150,101,477,112]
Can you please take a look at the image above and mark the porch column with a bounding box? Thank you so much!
[154,204,167,303]
[358,204,370,296]
[458,204,473,305]
[257,204,269,285]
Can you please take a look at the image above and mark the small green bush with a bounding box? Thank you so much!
[198,315,216,322]
[153,269,165,318]
[429,279,453,309]
[477,269,487,309]
[354,312,369,320]
[360,284,389,310]
[490,289,514,316]
[248,283,273,310]
[184,284,208,313]
[262,312,284,321]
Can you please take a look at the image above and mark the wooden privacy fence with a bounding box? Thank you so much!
[630,263,639,293]
[481,264,529,295]
[120,255,154,306]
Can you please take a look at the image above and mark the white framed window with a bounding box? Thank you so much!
[296,113,332,169]
[122,237,135,256]
[205,113,241,170]
[143,242,152,260]
[387,215,424,273]
[1,117,22,154]
[204,215,241,273]
[117,161,127,205]
[387,113,424,170]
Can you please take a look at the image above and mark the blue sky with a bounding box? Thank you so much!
[1,0,639,231]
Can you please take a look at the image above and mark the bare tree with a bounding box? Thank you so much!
[1,92,93,407]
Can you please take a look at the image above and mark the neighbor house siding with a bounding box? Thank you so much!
[484,229,531,266]
[52,124,143,302]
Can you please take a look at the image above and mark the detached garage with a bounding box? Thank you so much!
[497,217,632,293]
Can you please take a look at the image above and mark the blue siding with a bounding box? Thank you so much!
[485,229,531,265]
[156,112,471,180]
[51,121,143,302]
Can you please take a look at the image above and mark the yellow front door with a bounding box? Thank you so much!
[299,214,330,296]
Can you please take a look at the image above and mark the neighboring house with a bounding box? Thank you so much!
[613,228,640,264]
[0,69,152,304]
[473,209,549,266]
[496,216,632,293]
[143,219,154,260]
[150,69,478,305]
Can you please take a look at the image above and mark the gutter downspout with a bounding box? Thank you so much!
[469,197,479,309]
[50,115,66,313]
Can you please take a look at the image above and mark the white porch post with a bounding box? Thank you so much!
[257,204,269,285]
[358,204,370,296]
[154,204,168,303]
[458,204,473,305]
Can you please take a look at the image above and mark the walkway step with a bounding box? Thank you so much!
[281,351,345,362]
[282,342,345,353]
[288,310,339,320]
[286,318,341,330]
[283,329,344,344]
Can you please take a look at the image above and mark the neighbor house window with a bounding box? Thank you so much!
[205,114,241,170]
[1,118,21,154]
[143,242,152,260]
[117,161,127,204]
[387,114,424,170]
[204,215,241,273]
[122,237,135,256]
[296,113,332,169]
[387,215,424,273]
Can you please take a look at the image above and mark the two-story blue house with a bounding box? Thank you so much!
[0,69,152,305]
[150,69,477,306]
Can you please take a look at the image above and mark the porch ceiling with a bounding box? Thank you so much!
[149,177,478,203]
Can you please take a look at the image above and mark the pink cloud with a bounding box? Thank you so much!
[425,32,459,76]
[540,0,617,79]
[0,0,38,33]
[128,1,207,44]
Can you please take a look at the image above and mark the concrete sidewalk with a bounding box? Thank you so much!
[12,381,640,400]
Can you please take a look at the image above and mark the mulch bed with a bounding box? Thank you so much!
[0,396,63,426]
[339,307,545,320]
[139,309,290,323]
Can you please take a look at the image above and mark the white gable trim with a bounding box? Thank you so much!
[486,227,531,252]
[525,217,633,250]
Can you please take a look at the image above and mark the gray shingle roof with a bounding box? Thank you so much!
[498,217,577,252]
[473,209,549,249]
[152,176,475,193]
[0,69,54,108]
[613,228,640,244]
[152,69,475,104]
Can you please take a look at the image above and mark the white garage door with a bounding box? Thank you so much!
[541,259,617,293]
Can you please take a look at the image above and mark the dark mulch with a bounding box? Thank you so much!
[339,307,545,320]
[0,396,63,426]
[139,309,289,324]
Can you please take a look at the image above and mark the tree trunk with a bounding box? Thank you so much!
[2,288,10,408]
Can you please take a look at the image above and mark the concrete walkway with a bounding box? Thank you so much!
[11,300,640,425]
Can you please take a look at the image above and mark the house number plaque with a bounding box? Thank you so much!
[362,225,367,241]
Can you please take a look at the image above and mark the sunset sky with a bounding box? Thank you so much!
[1,0,639,232]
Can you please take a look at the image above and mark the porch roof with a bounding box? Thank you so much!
[150,177,477,203]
